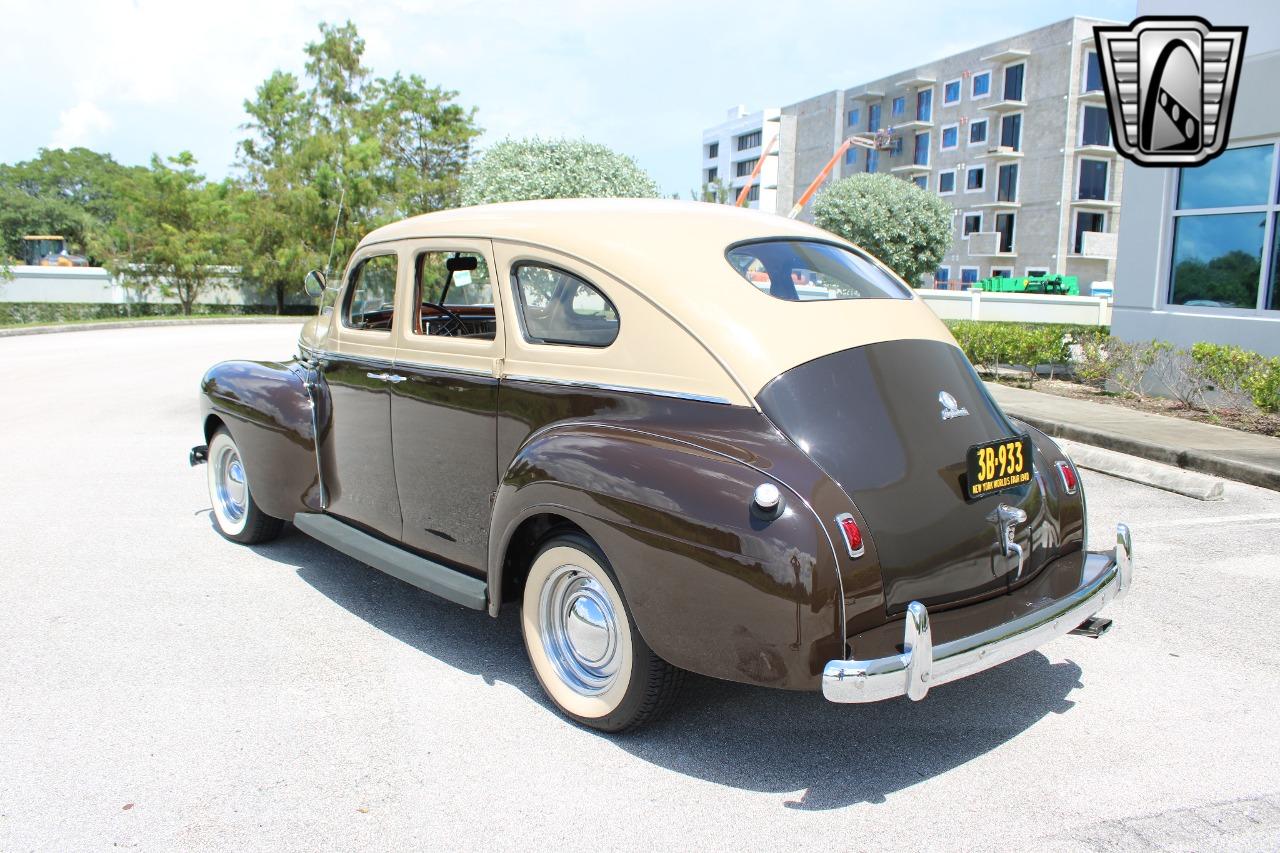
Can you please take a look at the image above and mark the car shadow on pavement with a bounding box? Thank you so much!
[254,524,1085,812]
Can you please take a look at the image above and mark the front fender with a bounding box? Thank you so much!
[200,359,322,519]
[487,422,845,690]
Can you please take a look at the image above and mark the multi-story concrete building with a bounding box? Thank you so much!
[701,106,781,214]
[776,17,1123,292]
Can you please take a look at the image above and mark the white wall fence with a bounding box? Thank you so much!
[0,266,285,306]
[919,289,1112,326]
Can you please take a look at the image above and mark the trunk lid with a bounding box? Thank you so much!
[757,339,1041,614]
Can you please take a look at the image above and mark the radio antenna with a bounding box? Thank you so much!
[324,184,346,280]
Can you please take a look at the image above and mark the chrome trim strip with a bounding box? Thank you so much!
[822,523,1132,703]
[502,374,735,406]
[299,344,496,381]
[301,372,328,510]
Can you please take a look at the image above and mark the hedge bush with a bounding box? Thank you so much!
[0,302,312,326]
[945,321,1102,383]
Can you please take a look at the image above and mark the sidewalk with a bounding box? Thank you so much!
[986,382,1280,492]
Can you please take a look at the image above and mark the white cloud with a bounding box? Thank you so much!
[50,101,113,149]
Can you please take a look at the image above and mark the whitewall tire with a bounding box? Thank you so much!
[206,428,283,545]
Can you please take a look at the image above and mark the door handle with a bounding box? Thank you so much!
[366,372,407,384]
[366,371,389,381]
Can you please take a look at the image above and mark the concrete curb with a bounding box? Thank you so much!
[1055,438,1225,501]
[0,317,306,337]
[1008,409,1280,492]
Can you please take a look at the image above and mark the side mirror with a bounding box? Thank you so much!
[303,269,326,298]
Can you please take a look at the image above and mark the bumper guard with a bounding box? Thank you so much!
[823,523,1133,703]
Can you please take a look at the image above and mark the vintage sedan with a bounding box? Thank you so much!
[191,199,1132,732]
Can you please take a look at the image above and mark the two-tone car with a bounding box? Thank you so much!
[191,199,1132,732]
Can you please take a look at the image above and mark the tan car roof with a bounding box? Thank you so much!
[360,199,954,402]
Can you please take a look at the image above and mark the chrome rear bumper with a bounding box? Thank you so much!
[822,524,1133,703]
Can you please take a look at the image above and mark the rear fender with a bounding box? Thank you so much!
[200,359,323,519]
[487,422,845,689]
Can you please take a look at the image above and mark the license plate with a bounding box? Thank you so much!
[966,434,1033,500]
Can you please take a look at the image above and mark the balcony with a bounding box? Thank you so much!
[848,87,886,101]
[1077,88,1108,104]
[1072,231,1118,260]
[982,146,1024,161]
[889,117,934,131]
[896,73,937,89]
[1076,143,1118,156]
[967,231,1016,257]
[980,47,1031,64]
[1071,196,1121,210]
[976,199,1021,209]
[980,98,1027,113]
[890,162,932,175]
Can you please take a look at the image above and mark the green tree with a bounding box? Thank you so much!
[0,147,140,263]
[96,153,237,315]
[235,21,481,312]
[811,173,953,285]
[459,138,659,206]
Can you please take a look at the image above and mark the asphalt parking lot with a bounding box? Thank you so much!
[2,323,1279,851]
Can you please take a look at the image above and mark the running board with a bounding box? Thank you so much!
[293,513,487,611]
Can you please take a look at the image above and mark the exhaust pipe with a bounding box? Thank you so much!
[1069,616,1113,638]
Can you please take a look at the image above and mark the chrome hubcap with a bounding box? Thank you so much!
[214,444,247,523]
[539,565,621,695]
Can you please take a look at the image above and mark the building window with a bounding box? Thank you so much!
[971,71,992,100]
[1081,105,1111,147]
[917,88,933,122]
[706,166,718,182]
[844,147,857,165]
[736,130,762,151]
[963,212,982,236]
[991,267,1012,278]
[735,159,756,178]
[892,96,906,117]
[995,213,1016,253]
[966,166,986,192]
[707,142,718,159]
[1169,143,1280,310]
[941,123,959,150]
[969,118,988,146]
[912,175,928,189]
[960,266,980,285]
[847,107,861,127]
[1074,211,1106,254]
[939,169,956,194]
[746,184,760,202]
[1003,63,1025,101]
[891,135,904,156]
[1084,51,1103,93]
[867,103,881,131]
[1078,159,1109,200]
[997,163,1019,202]
[1000,113,1022,150]
[943,79,961,105]
[914,131,930,166]
[867,149,879,174]
[1026,267,1050,278]
[935,267,951,285]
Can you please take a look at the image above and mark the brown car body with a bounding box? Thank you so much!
[196,200,1129,700]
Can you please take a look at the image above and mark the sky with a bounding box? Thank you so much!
[1,0,1136,197]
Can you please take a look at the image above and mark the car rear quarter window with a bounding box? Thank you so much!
[726,240,912,301]
[512,263,619,347]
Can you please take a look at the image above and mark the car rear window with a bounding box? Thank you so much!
[726,240,912,301]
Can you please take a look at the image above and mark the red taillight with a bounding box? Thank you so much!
[836,513,865,558]
[1056,460,1078,494]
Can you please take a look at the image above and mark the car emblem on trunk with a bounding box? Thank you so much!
[988,504,1028,580]
[939,391,969,421]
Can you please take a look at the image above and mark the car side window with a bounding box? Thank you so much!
[414,251,496,340]
[512,263,619,347]
[343,254,398,332]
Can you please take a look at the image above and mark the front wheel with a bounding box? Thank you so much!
[206,428,283,545]
[521,532,684,732]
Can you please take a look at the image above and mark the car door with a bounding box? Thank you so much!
[386,239,503,573]
[321,248,404,541]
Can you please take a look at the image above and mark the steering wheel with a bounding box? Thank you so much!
[421,301,467,337]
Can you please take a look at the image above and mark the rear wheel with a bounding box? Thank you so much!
[521,532,684,732]
[207,428,283,545]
